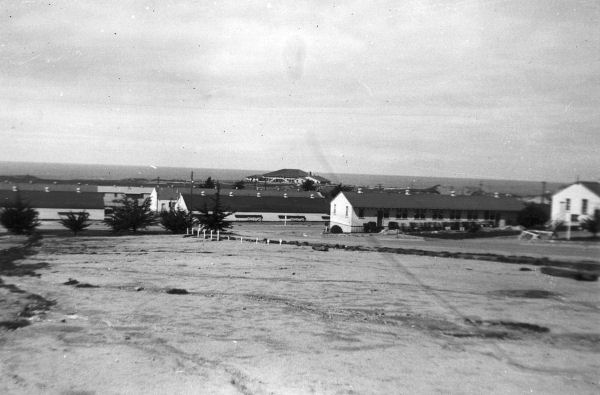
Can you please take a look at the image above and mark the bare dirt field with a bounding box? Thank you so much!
[1,225,599,394]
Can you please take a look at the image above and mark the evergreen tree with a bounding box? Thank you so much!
[0,194,40,235]
[197,187,234,232]
[59,211,91,236]
[301,178,316,191]
[203,177,216,189]
[104,197,156,233]
[160,208,195,234]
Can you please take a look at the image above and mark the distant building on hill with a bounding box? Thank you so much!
[330,191,525,233]
[551,181,600,227]
[246,168,330,186]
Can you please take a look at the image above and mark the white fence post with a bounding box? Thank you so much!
[210,230,213,241]
[217,231,220,241]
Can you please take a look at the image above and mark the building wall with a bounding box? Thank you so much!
[37,208,105,221]
[329,193,361,232]
[551,184,600,224]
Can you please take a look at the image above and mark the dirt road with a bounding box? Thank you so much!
[1,233,599,394]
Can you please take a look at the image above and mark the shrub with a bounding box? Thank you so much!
[517,203,550,229]
[160,208,195,234]
[580,210,600,238]
[388,221,399,230]
[363,222,382,233]
[0,194,40,235]
[104,197,156,233]
[330,225,343,233]
[59,211,91,235]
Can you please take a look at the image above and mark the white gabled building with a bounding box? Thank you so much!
[551,181,600,226]
[149,187,181,212]
[330,191,525,233]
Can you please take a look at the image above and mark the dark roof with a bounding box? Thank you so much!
[580,181,600,197]
[341,192,525,212]
[0,190,105,209]
[181,194,328,214]
[0,183,97,192]
[156,188,180,200]
[194,188,321,198]
[262,169,309,178]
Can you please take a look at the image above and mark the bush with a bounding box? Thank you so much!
[160,208,195,234]
[580,210,600,238]
[363,222,383,233]
[0,194,40,235]
[517,203,550,228]
[330,225,343,233]
[388,221,399,230]
[104,197,156,233]
[59,211,91,235]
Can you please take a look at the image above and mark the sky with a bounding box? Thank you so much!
[1,0,599,182]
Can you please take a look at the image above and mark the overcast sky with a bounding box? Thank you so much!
[1,0,598,182]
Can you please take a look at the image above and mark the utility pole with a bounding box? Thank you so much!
[190,171,194,215]
[541,181,546,205]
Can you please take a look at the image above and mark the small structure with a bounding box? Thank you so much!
[551,181,600,227]
[330,191,525,233]
[0,190,105,220]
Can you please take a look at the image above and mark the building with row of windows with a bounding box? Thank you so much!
[329,191,525,233]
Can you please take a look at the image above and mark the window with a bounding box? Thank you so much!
[414,209,426,219]
[333,204,336,214]
[571,214,579,222]
[466,210,478,220]
[484,211,496,221]
[345,206,349,217]
[396,209,408,219]
[358,207,365,218]
[383,209,390,218]
[582,199,588,215]
[565,198,571,211]
[449,210,461,220]
[432,210,444,220]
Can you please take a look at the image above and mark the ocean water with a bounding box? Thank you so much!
[0,161,565,196]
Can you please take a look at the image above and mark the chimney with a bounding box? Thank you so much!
[357,188,363,194]
[283,193,288,198]
[494,192,499,198]
[12,186,18,192]
[257,192,261,198]
[76,187,81,193]
[44,186,50,192]
[229,191,233,197]
[450,190,455,197]
[310,194,314,199]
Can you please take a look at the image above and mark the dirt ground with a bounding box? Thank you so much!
[1,226,599,394]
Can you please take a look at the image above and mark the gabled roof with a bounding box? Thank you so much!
[180,194,329,214]
[580,181,600,197]
[262,169,308,178]
[553,181,600,197]
[340,192,525,212]
[0,191,105,209]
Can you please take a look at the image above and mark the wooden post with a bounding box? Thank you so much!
[210,230,213,240]
[203,230,206,240]
[217,231,220,241]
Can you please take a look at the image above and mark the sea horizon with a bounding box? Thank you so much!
[0,160,568,196]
